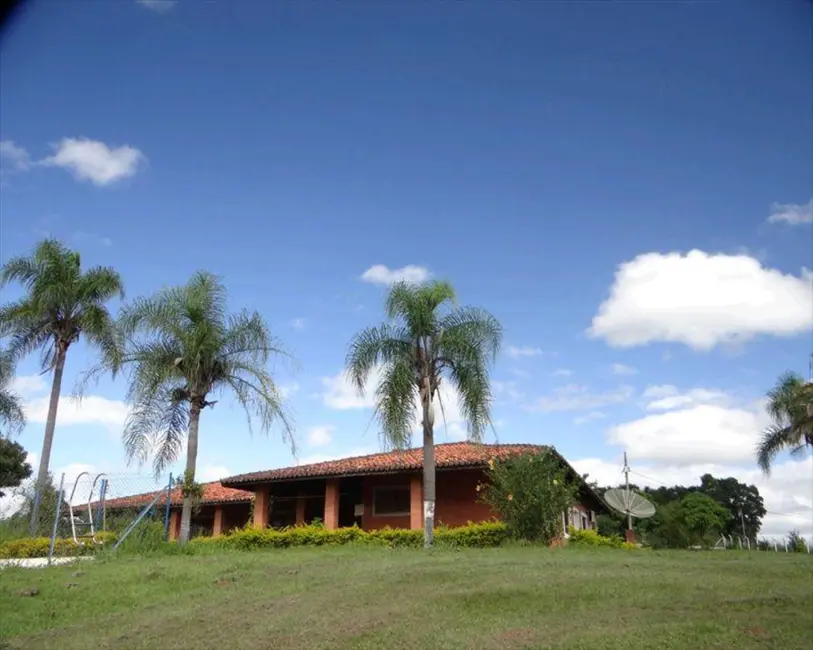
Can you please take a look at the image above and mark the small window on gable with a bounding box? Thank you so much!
[373,485,411,516]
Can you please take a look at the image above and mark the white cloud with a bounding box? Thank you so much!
[11,374,46,397]
[574,411,606,426]
[588,250,813,350]
[643,385,731,411]
[307,425,334,447]
[492,380,525,405]
[551,368,574,377]
[360,264,430,286]
[0,139,31,170]
[528,384,634,412]
[571,456,812,540]
[608,403,769,466]
[290,317,306,331]
[506,345,544,359]
[611,363,637,376]
[136,0,177,12]
[41,137,145,186]
[197,464,231,482]
[768,199,813,225]
[321,369,378,410]
[24,395,129,432]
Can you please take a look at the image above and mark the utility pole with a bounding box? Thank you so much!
[623,452,632,531]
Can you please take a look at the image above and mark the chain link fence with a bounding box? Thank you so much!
[0,470,173,562]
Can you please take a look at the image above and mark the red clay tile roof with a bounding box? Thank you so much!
[97,481,252,511]
[221,442,549,486]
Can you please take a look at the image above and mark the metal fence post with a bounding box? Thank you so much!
[47,473,65,567]
[164,473,173,540]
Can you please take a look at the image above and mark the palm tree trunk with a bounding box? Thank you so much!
[29,343,67,536]
[421,385,436,548]
[179,401,201,544]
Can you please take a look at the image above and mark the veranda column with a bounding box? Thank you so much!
[324,479,340,530]
[213,506,224,536]
[254,488,270,529]
[410,475,423,530]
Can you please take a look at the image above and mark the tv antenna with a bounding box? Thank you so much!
[604,453,656,532]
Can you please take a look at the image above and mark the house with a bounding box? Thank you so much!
[220,442,607,534]
[99,481,253,539]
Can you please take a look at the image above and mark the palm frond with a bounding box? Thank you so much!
[0,350,26,436]
[346,325,411,393]
[123,388,189,477]
[756,425,793,475]
[373,356,417,450]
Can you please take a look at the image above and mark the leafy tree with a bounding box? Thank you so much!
[639,500,690,549]
[346,280,501,547]
[786,529,808,553]
[757,372,813,474]
[107,271,293,543]
[0,438,32,498]
[0,349,26,437]
[699,474,765,540]
[681,492,730,545]
[0,239,123,534]
[479,451,577,543]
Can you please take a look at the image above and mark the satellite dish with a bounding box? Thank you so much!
[604,488,656,520]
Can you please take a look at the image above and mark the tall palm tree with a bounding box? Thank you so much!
[757,371,813,474]
[110,271,293,543]
[0,349,26,437]
[0,239,123,533]
[347,280,501,547]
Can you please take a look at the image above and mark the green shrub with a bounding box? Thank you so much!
[479,451,577,544]
[0,531,117,559]
[186,521,509,552]
[567,527,628,549]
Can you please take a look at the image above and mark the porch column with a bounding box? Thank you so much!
[213,506,224,536]
[410,475,423,530]
[324,479,340,530]
[254,487,270,529]
[295,496,306,526]
[168,510,180,541]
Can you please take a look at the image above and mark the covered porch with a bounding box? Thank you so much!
[250,473,424,531]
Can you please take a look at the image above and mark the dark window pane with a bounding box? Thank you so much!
[373,486,410,516]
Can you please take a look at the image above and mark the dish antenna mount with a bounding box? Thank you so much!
[603,453,656,531]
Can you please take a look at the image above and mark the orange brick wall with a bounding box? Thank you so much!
[361,469,496,530]
[435,469,495,527]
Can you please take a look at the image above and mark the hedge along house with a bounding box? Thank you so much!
[220,442,607,532]
[97,481,252,540]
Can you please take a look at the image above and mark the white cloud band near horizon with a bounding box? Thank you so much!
[360,264,431,286]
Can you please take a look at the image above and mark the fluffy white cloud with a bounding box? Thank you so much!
[136,0,177,12]
[571,456,812,539]
[360,264,430,286]
[768,199,812,225]
[41,137,145,186]
[506,345,544,359]
[290,317,306,331]
[608,403,769,465]
[588,250,813,350]
[643,385,731,411]
[0,139,31,170]
[24,395,130,432]
[321,369,378,410]
[11,374,47,397]
[307,425,334,447]
[279,382,300,400]
[611,363,637,376]
[528,384,634,412]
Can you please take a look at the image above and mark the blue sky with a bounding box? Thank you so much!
[0,0,811,536]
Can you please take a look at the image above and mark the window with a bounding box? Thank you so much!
[372,485,411,516]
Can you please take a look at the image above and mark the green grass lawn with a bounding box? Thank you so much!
[1,547,811,649]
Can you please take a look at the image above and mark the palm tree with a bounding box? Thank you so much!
[0,239,123,534]
[346,280,501,547]
[757,371,813,474]
[0,349,26,437]
[110,271,293,543]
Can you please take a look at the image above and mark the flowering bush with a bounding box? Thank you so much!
[479,451,577,544]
